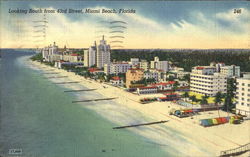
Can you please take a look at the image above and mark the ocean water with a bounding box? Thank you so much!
[0,50,172,157]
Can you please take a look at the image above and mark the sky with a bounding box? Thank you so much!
[0,1,249,49]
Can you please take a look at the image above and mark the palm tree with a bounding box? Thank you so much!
[214,92,223,117]
[190,95,197,104]
[182,92,189,101]
[201,95,208,105]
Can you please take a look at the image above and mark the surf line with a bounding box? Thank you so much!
[113,120,169,129]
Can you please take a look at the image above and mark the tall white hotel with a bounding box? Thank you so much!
[236,74,250,117]
[97,36,111,68]
[84,41,96,67]
[84,36,110,68]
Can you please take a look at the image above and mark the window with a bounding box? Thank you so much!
[242,83,245,86]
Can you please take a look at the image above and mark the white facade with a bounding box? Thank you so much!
[130,58,139,67]
[84,42,96,67]
[236,74,250,117]
[97,36,110,68]
[190,66,227,96]
[139,60,149,71]
[150,56,169,72]
[137,86,158,95]
[42,42,59,62]
[62,54,81,63]
[144,71,159,82]
[104,63,132,75]
[110,77,124,86]
[220,65,240,78]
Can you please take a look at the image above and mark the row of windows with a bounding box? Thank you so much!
[236,88,250,92]
[237,83,250,87]
[191,75,214,80]
[191,83,227,88]
[239,102,250,107]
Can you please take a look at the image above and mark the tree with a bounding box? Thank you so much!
[200,95,208,105]
[183,74,190,83]
[172,81,179,91]
[182,92,189,101]
[214,92,223,105]
[223,78,236,112]
[190,95,197,104]
[214,92,223,117]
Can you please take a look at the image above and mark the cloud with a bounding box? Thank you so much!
[0,5,249,49]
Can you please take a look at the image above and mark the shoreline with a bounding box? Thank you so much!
[28,59,250,156]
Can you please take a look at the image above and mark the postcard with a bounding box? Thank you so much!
[0,0,249,157]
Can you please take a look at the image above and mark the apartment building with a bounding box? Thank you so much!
[104,62,132,75]
[139,60,149,71]
[126,68,144,88]
[96,36,111,68]
[190,66,227,96]
[150,56,169,72]
[236,74,250,117]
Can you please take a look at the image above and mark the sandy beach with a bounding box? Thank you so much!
[28,60,250,157]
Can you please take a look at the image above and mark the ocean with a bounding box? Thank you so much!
[0,50,171,157]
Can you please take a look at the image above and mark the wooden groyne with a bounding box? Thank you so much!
[64,89,97,92]
[220,143,250,157]
[113,120,169,129]
[46,76,68,79]
[54,81,80,84]
[72,97,117,103]
[42,72,59,74]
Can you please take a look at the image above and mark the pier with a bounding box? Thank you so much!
[64,89,97,92]
[113,120,169,129]
[220,143,250,157]
[54,81,80,84]
[72,97,117,103]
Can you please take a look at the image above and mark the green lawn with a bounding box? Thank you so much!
[181,91,225,104]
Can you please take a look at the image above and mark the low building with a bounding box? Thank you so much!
[170,67,190,79]
[129,58,139,67]
[110,76,124,86]
[137,86,158,95]
[235,74,250,117]
[54,61,83,69]
[151,81,175,91]
[104,62,132,75]
[144,70,159,82]
[220,65,240,78]
[126,68,144,88]
[62,54,82,62]
[190,66,227,96]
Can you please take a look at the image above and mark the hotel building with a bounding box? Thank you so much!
[104,62,132,75]
[126,68,144,88]
[139,60,149,71]
[190,66,227,96]
[220,65,240,78]
[236,74,250,117]
[150,56,169,72]
[84,42,96,67]
[96,36,111,68]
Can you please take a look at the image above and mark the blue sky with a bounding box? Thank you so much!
[1,1,249,48]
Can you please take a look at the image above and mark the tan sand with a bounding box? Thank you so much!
[29,60,250,156]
